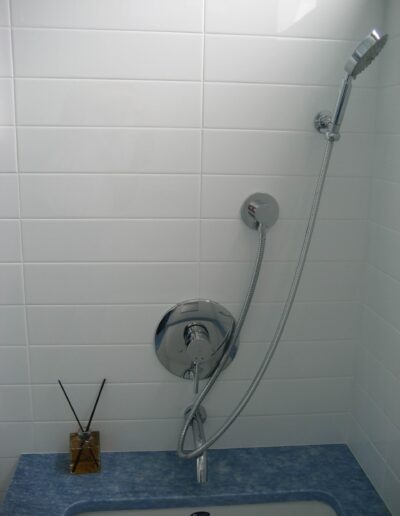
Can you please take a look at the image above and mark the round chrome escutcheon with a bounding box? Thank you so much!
[155,299,237,380]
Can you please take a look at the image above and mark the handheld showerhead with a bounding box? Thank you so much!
[345,29,388,79]
[315,28,388,141]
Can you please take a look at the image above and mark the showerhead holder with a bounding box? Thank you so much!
[314,110,339,141]
[315,28,387,143]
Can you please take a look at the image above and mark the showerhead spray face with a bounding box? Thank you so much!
[345,29,388,79]
[315,28,388,141]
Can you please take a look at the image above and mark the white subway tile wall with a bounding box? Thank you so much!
[349,1,400,514]
[0,0,387,504]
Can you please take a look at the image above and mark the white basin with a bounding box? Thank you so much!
[78,501,338,516]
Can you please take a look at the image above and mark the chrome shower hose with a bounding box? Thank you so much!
[178,141,334,459]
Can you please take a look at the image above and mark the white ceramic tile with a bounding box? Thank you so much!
[18,127,201,173]
[0,307,26,346]
[374,134,400,182]
[205,0,384,40]
[385,1,400,38]
[0,29,11,77]
[376,85,400,134]
[0,458,17,494]
[378,36,400,87]
[204,83,375,133]
[16,80,202,127]
[227,301,359,343]
[223,340,355,381]
[200,219,367,262]
[13,29,202,80]
[377,85,400,135]
[22,220,199,262]
[352,386,395,460]
[0,265,23,304]
[348,418,386,495]
[27,305,169,346]
[201,175,368,220]
[364,265,400,333]
[0,175,19,217]
[24,263,198,304]
[362,307,400,379]
[0,423,34,456]
[31,377,350,422]
[355,347,399,428]
[203,130,372,177]
[32,383,191,422]
[30,340,354,386]
[377,185,400,244]
[0,0,9,26]
[0,348,28,384]
[0,221,21,262]
[210,378,351,417]
[0,79,14,125]
[0,386,32,421]
[30,345,172,384]
[11,0,203,32]
[200,261,361,304]
[368,224,400,283]
[205,36,377,87]
[20,174,200,218]
[0,128,17,172]
[211,413,349,449]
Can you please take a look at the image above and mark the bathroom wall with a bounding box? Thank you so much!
[0,0,384,500]
[350,1,400,514]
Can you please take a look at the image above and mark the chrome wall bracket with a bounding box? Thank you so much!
[241,192,279,230]
[314,110,340,142]
[154,299,236,380]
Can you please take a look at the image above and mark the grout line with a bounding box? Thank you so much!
[11,76,378,89]
[10,25,373,44]
[8,0,34,431]
[12,26,203,35]
[196,0,206,299]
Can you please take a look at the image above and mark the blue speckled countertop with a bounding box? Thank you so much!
[1,445,390,516]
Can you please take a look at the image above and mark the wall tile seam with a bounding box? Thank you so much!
[16,216,371,222]
[26,338,358,347]
[20,298,363,306]
[368,220,400,238]
[18,260,364,264]
[365,262,400,290]
[353,381,400,436]
[11,26,204,36]
[348,415,390,482]
[11,79,379,90]
[356,344,400,400]
[20,300,362,306]
[9,26,375,43]
[28,376,353,386]
[362,304,400,345]
[383,462,400,496]
[18,258,367,264]
[27,410,352,424]
[8,0,33,430]
[14,127,373,136]
[28,411,349,422]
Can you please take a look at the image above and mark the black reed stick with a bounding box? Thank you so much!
[58,379,84,432]
[85,378,106,432]
[71,378,106,472]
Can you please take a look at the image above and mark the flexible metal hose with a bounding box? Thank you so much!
[178,140,334,459]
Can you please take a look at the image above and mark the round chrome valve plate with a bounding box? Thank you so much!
[154,299,237,380]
